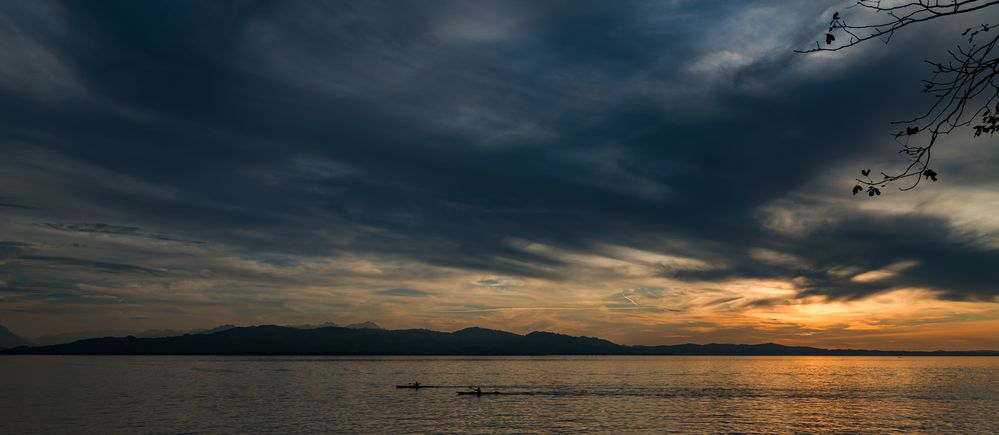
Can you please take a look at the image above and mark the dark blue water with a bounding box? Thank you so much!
[1,356,997,433]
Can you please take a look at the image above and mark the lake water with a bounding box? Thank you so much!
[1,356,997,434]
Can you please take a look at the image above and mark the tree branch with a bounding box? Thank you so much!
[797,1,999,196]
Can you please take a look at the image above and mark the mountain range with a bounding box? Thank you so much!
[30,324,240,347]
[2,324,997,356]
[0,325,30,350]
[8,321,383,347]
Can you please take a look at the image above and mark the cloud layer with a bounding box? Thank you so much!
[0,0,996,348]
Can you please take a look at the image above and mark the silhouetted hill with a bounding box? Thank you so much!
[32,324,238,346]
[286,321,338,330]
[2,325,997,356]
[522,331,625,354]
[285,320,380,330]
[345,321,383,330]
[0,325,30,350]
[200,324,238,335]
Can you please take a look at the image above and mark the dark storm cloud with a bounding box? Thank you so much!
[0,201,39,210]
[673,212,999,301]
[42,223,205,245]
[376,288,432,297]
[15,255,162,276]
[0,241,32,256]
[0,0,995,305]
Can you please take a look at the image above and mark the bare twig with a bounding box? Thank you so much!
[798,1,999,196]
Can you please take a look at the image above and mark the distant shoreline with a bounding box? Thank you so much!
[3,325,998,356]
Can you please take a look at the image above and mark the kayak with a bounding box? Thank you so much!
[457,391,501,395]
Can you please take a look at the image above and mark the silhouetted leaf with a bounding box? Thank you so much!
[852,185,863,195]
[832,12,839,20]
[826,33,835,45]
[923,169,938,181]
[906,126,919,135]
[861,169,870,176]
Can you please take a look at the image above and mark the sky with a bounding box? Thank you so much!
[1,0,998,350]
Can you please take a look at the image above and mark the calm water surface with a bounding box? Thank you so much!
[1,356,997,434]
